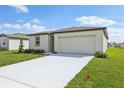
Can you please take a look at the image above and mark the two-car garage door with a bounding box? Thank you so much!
[57,35,96,54]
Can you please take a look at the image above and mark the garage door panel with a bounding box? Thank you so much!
[58,35,96,54]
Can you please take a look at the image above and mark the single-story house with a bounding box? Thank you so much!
[0,33,29,50]
[120,43,124,48]
[28,27,108,55]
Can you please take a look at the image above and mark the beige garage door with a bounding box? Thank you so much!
[58,35,96,54]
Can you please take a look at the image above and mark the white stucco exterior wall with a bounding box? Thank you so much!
[102,31,108,52]
[29,34,50,52]
[29,29,108,54]
[9,39,29,50]
[54,30,108,54]
[0,37,9,49]
[120,43,124,48]
[0,37,4,48]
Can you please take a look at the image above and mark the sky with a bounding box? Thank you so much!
[0,5,124,43]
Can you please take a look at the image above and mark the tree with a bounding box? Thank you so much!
[19,39,24,53]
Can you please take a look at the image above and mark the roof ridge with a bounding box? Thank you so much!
[0,33,29,40]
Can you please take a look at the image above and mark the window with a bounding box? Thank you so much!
[35,36,40,46]
[3,42,5,46]
[3,38,6,46]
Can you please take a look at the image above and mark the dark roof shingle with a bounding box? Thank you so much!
[0,33,29,40]
[28,26,108,39]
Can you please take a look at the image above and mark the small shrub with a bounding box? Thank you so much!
[34,50,41,54]
[0,48,8,51]
[18,39,24,53]
[95,51,108,58]
[24,49,34,53]
[24,49,45,54]
[40,50,45,53]
[52,51,57,54]
[33,49,45,54]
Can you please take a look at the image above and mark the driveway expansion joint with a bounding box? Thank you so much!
[0,75,36,88]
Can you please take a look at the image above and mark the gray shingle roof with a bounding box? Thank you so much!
[52,26,104,32]
[52,26,106,33]
[28,26,108,39]
[0,33,29,40]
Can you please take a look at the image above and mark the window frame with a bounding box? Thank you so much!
[3,42,5,46]
[35,36,40,47]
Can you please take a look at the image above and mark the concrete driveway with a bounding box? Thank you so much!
[0,54,94,88]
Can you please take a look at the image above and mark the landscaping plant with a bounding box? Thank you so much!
[95,51,108,58]
[0,48,8,51]
[18,39,24,53]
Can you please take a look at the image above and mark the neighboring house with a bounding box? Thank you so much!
[108,42,120,48]
[108,42,115,48]
[28,27,108,55]
[108,42,112,48]
[0,33,29,50]
[120,43,124,48]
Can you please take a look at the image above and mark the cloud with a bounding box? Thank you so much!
[30,18,41,24]
[32,25,46,30]
[0,22,46,31]
[75,16,124,42]
[22,23,32,30]
[0,23,22,29]
[117,23,124,26]
[9,5,29,13]
[76,16,116,26]
[0,30,25,34]
[18,20,24,23]
[0,30,7,34]
[108,27,124,43]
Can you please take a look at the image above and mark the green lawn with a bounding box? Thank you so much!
[0,51,44,67]
[66,48,124,88]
